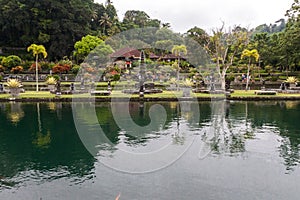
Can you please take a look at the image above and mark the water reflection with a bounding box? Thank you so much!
[0,101,300,192]
[6,102,24,125]
[0,103,95,189]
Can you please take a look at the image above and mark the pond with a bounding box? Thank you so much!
[0,101,300,200]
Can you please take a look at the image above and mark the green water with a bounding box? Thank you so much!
[0,101,300,199]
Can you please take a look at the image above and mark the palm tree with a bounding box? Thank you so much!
[99,13,112,35]
[241,49,260,90]
[172,45,187,91]
[27,44,47,92]
[162,23,171,28]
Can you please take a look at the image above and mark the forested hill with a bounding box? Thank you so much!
[0,0,163,60]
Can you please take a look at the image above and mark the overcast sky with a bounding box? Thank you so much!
[96,0,295,33]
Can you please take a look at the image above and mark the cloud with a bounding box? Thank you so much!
[96,0,294,33]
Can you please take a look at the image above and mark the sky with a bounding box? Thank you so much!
[95,0,295,33]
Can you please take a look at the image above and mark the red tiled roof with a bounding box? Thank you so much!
[149,52,159,59]
[110,47,141,59]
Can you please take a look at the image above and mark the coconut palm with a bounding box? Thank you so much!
[241,49,259,90]
[27,44,47,92]
[99,13,112,35]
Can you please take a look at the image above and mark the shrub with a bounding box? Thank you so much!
[28,63,41,72]
[71,65,80,74]
[264,65,273,73]
[1,55,22,69]
[112,73,120,81]
[226,73,235,82]
[11,66,23,74]
[270,75,278,82]
[40,61,55,71]
[52,64,71,73]
[51,74,60,81]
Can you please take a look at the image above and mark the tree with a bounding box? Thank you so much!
[241,49,259,90]
[205,24,249,90]
[0,0,94,59]
[99,13,112,35]
[154,40,174,56]
[74,35,104,62]
[123,10,150,28]
[172,45,187,91]
[186,26,209,46]
[27,44,47,92]
[283,0,300,70]
[74,35,113,65]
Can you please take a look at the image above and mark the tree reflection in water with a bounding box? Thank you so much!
[204,101,300,172]
[0,101,300,190]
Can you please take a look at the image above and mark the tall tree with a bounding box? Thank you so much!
[205,24,249,90]
[27,44,47,92]
[283,0,300,70]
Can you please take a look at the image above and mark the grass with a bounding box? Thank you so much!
[1,89,300,101]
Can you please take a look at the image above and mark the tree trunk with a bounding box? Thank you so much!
[245,60,251,90]
[177,57,180,91]
[36,55,39,92]
[220,67,228,90]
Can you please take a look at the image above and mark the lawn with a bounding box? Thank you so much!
[1,90,300,101]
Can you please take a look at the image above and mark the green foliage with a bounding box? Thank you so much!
[74,35,113,63]
[172,45,187,56]
[1,55,22,69]
[74,35,103,55]
[71,65,81,74]
[51,75,60,81]
[0,0,95,60]
[40,61,55,71]
[270,75,279,82]
[112,74,120,81]
[264,65,273,73]
[155,40,174,54]
[186,26,209,46]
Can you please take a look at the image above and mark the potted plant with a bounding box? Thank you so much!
[45,77,57,91]
[286,76,298,88]
[182,78,194,97]
[6,79,22,99]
